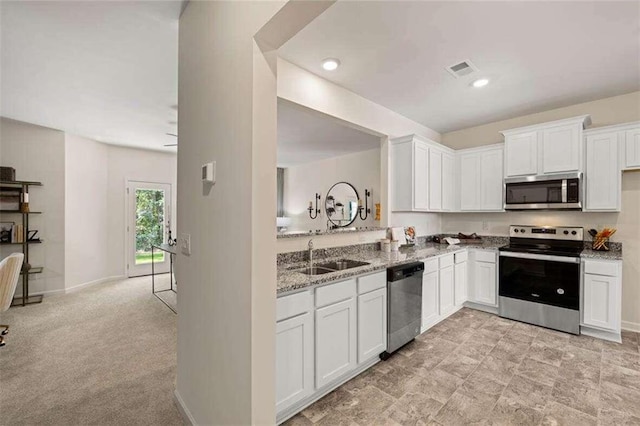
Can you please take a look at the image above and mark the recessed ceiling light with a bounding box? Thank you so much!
[472,78,489,88]
[322,58,340,71]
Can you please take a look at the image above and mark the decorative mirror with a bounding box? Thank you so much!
[325,182,360,228]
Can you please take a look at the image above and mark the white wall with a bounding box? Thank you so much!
[64,134,109,289]
[106,145,177,277]
[284,148,381,232]
[0,117,65,296]
[440,91,640,330]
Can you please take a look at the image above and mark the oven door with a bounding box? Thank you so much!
[498,252,580,310]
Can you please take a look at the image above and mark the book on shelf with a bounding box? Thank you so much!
[0,188,21,210]
[10,224,25,243]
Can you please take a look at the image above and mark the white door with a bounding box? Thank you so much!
[542,124,581,173]
[422,270,439,329]
[583,274,619,331]
[315,298,357,388]
[357,288,387,363]
[429,149,442,211]
[474,261,497,306]
[414,142,430,210]
[276,312,314,413]
[442,153,455,211]
[127,181,172,277]
[480,149,504,210]
[439,266,455,316]
[505,131,538,176]
[454,262,468,306]
[585,132,620,211]
[625,128,640,169]
[460,153,480,211]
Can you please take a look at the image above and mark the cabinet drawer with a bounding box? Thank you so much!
[439,254,454,268]
[584,260,619,277]
[277,290,312,322]
[358,271,386,295]
[424,258,439,274]
[475,250,496,263]
[454,251,468,264]
[316,279,357,308]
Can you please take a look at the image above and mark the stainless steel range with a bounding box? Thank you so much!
[499,225,583,334]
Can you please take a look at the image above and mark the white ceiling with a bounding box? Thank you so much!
[279,1,640,133]
[277,99,381,167]
[1,1,182,151]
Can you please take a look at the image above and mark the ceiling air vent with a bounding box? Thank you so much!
[446,60,478,78]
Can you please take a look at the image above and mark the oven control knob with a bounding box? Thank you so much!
[557,288,565,295]
[514,229,519,233]
[564,230,569,235]
[571,231,577,235]
[520,228,526,233]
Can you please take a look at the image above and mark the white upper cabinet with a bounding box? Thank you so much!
[429,149,443,211]
[458,145,504,212]
[585,130,620,211]
[391,135,455,212]
[504,131,538,177]
[502,115,591,177]
[624,127,640,169]
[542,123,582,174]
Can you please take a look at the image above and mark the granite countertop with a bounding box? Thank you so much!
[277,241,504,296]
[581,248,623,261]
[277,227,385,239]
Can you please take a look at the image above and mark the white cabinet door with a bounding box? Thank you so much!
[429,149,443,211]
[442,153,455,211]
[276,312,314,413]
[414,142,430,210]
[473,261,497,306]
[357,288,387,363]
[585,132,620,211]
[625,128,640,169]
[542,124,581,174]
[454,261,468,306]
[480,148,504,210]
[439,265,455,316]
[315,298,357,388]
[583,273,620,332]
[505,131,538,177]
[422,270,439,329]
[460,153,480,211]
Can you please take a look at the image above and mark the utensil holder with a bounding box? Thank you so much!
[592,236,610,251]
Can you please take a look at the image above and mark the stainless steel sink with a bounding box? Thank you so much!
[295,266,336,275]
[294,259,370,275]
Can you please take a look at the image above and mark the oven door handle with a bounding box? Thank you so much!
[499,251,581,264]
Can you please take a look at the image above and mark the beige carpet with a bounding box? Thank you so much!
[0,276,184,425]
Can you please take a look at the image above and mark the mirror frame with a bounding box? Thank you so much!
[325,181,360,228]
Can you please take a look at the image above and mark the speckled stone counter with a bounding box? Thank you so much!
[277,240,506,296]
[277,227,385,239]
[581,248,623,261]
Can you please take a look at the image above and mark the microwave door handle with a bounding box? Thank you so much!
[562,180,567,203]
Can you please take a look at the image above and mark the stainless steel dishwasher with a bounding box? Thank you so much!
[380,261,424,360]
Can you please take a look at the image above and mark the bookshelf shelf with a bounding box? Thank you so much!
[0,211,42,214]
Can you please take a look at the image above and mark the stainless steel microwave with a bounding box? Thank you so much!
[504,172,582,210]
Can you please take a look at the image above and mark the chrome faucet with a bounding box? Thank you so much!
[308,239,314,265]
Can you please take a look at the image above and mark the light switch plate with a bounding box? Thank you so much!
[180,233,191,255]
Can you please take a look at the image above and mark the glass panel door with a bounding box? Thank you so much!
[128,181,171,277]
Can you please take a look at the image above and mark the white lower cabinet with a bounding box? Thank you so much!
[315,297,357,388]
[276,312,314,413]
[468,250,498,307]
[439,265,455,316]
[582,259,622,335]
[357,288,387,363]
[422,269,439,329]
[454,261,468,306]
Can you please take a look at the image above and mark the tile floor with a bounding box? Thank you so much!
[284,308,640,426]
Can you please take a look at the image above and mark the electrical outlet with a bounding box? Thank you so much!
[482,221,489,231]
[180,233,191,255]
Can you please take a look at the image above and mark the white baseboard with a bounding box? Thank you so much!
[580,326,621,343]
[174,389,195,426]
[622,321,640,333]
[65,275,126,293]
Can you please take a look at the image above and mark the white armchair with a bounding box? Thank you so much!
[0,253,24,347]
